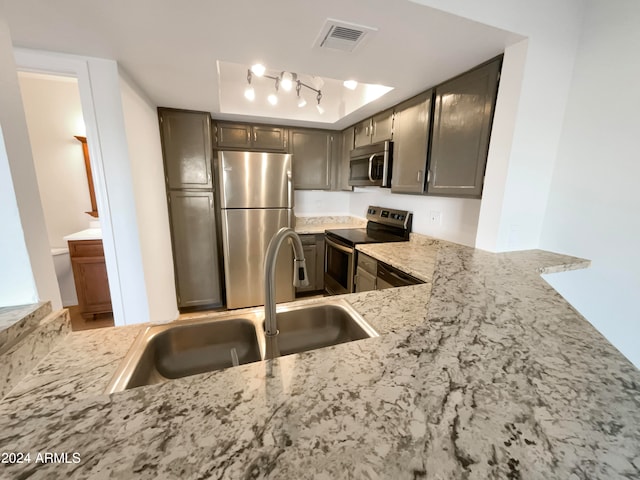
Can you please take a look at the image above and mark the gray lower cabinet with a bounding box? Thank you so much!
[295,234,325,294]
[290,129,332,190]
[427,57,501,197]
[216,122,288,152]
[391,91,433,194]
[354,252,377,293]
[159,109,213,190]
[168,191,223,308]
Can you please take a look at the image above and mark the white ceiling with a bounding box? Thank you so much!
[5,0,523,130]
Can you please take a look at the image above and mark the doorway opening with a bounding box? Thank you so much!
[18,71,114,331]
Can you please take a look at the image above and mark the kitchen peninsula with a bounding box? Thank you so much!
[1,235,638,479]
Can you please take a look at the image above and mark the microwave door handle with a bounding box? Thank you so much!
[368,154,376,182]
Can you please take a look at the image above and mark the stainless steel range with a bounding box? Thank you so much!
[324,206,412,295]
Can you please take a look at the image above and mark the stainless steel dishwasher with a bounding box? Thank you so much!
[376,261,424,289]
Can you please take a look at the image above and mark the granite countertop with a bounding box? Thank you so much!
[1,238,639,479]
[294,215,366,234]
[63,228,103,242]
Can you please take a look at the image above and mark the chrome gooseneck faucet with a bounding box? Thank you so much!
[264,228,309,338]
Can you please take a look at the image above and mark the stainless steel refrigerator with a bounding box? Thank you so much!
[218,151,294,309]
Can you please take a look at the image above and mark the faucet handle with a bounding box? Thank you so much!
[293,259,309,288]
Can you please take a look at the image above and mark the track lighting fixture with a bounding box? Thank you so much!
[244,66,323,111]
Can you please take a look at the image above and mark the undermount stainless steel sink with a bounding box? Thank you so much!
[106,299,378,393]
[275,304,375,356]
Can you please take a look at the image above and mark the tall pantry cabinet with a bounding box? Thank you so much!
[158,108,224,309]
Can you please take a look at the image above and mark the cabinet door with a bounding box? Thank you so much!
[159,109,212,189]
[371,109,394,143]
[338,128,355,191]
[296,242,317,293]
[169,191,223,308]
[216,123,252,149]
[391,91,433,194]
[353,118,372,148]
[355,267,376,293]
[71,256,112,317]
[252,126,288,151]
[428,58,501,197]
[290,129,331,190]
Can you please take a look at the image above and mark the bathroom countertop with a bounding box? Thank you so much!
[1,238,639,479]
[63,228,102,241]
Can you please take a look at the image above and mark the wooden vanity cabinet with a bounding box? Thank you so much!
[68,239,112,319]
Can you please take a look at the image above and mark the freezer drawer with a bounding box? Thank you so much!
[221,208,293,309]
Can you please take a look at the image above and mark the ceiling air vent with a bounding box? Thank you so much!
[314,19,377,53]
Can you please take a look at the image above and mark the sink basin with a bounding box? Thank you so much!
[122,318,262,390]
[106,299,378,393]
[275,304,376,356]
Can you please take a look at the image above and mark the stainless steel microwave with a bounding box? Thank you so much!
[348,141,393,187]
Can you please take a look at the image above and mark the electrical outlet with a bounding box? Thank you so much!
[429,210,442,225]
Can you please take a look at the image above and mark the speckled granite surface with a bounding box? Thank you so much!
[0,302,51,350]
[1,240,639,479]
[1,324,143,410]
[294,215,366,234]
[0,308,71,400]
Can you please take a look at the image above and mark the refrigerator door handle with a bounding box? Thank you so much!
[287,170,293,209]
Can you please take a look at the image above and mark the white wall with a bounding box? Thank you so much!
[349,189,481,247]
[294,191,352,216]
[0,10,61,309]
[18,73,91,248]
[0,126,38,306]
[540,0,640,368]
[119,69,179,323]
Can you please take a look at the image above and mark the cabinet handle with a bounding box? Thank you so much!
[365,126,369,136]
[372,121,377,138]
[427,170,431,183]
[253,131,257,142]
[416,170,422,182]
[207,172,211,184]
[246,130,250,143]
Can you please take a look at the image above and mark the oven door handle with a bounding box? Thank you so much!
[368,154,376,182]
[325,237,354,255]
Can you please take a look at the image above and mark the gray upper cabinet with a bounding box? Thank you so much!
[159,109,213,190]
[427,57,501,198]
[253,125,288,151]
[216,122,287,152]
[371,109,394,144]
[290,129,332,190]
[353,118,372,148]
[354,110,394,148]
[391,91,433,194]
[168,191,222,308]
[216,123,252,150]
